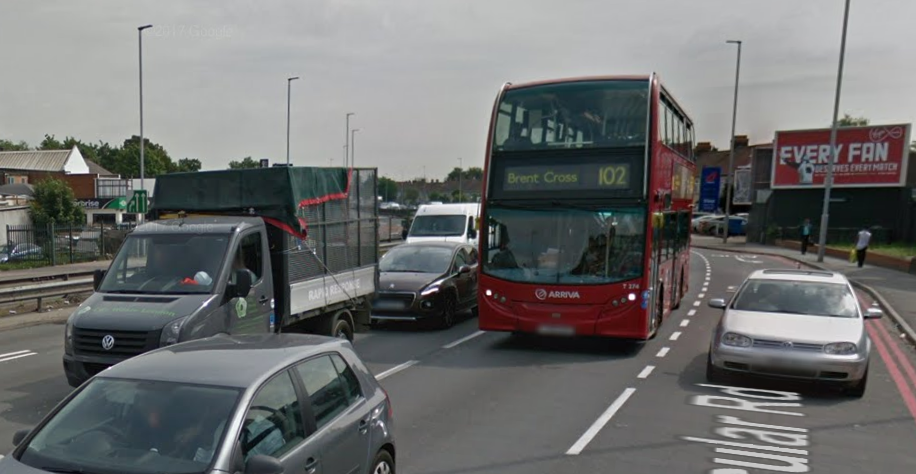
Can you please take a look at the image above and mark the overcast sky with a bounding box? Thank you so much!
[2,0,914,181]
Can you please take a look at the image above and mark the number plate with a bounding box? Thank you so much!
[537,324,575,336]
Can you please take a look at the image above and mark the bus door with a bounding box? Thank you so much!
[649,212,663,334]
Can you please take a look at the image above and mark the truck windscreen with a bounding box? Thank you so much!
[99,234,232,294]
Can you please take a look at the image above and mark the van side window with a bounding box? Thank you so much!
[231,232,263,284]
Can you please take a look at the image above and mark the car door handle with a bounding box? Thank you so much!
[258,295,269,304]
[358,418,370,434]
[305,457,318,474]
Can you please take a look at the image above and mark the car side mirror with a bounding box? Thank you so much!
[708,298,727,309]
[230,270,252,299]
[12,428,29,446]
[93,269,106,291]
[458,265,472,274]
[864,307,883,319]
[245,454,284,474]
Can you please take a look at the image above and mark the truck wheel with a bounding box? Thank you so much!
[330,311,354,342]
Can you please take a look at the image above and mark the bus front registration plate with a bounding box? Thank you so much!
[537,324,575,336]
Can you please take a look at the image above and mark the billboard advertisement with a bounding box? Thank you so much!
[699,167,721,212]
[732,166,752,205]
[772,124,911,189]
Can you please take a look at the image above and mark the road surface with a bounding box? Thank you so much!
[2,248,915,472]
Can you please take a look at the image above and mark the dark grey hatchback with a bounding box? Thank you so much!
[0,334,395,474]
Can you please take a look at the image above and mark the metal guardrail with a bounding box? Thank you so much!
[0,278,94,310]
[0,270,99,290]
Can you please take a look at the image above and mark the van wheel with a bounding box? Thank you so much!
[330,311,354,342]
[371,449,395,474]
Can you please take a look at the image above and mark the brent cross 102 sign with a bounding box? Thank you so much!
[772,124,911,189]
[126,190,148,214]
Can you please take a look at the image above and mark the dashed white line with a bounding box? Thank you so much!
[376,360,419,380]
[566,388,637,455]
[670,331,682,341]
[442,331,485,349]
[637,365,655,379]
[687,309,697,317]
[656,347,670,358]
[680,319,690,328]
[698,293,706,298]
[0,351,36,363]
[693,301,701,307]
[0,350,31,359]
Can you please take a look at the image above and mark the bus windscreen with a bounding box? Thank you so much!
[492,80,650,152]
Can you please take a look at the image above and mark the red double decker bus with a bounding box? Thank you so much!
[477,74,697,340]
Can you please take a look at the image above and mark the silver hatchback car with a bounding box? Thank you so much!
[706,269,882,397]
[2,334,396,474]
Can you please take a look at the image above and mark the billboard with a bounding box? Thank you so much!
[772,124,911,189]
[732,166,752,205]
[699,167,721,212]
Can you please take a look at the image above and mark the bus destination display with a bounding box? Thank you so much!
[501,162,632,192]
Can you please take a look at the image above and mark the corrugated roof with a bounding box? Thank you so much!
[0,150,70,172]
[86,159,116,176]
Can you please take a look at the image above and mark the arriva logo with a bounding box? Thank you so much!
[535,289,580,300]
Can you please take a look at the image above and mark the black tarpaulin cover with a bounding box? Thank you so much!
[151,167,352,238]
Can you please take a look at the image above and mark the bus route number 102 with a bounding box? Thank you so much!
[599,165,629,188]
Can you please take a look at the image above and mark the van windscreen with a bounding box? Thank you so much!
[409,215,466,237]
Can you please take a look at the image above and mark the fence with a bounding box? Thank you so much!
[3,223,136,267]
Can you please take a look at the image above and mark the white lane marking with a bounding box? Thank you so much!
[670,331,682,341]
[442,331,485,349]
[376,360,419,380]
[687,309,697,317]
[637,365,655,379]
[698,293,706,298]
[0,352,36,363]
[705,277,711,281]
[735,256,761,264]
[693,301,701,307]
[566,388,637,455]
[0,350,31,359]
[656,347,670,358]
[680,319,690,328]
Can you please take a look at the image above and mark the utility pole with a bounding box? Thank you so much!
[351,129,360,168]
[458,157,463,202]
[817,0,851,263]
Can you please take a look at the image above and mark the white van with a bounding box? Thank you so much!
[406,203,480,247]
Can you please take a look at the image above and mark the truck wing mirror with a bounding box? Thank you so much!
[230,270,252,298]
[93,269,106,291]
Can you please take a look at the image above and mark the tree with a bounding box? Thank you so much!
[837,114,869,127]
[465,167,484,180]
[447,166,484,182]
[0,139,29,151]
[39,134,64,150]
[29,178,85,227]
[446,167,463,182]
[228,157,260,169]
[404,188,420,205]
[177,158,202,172]
[378,177,398,201]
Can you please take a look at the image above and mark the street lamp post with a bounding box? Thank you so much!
[138,24,152,197]
[351,129,360,168]
[458,157,463,202]
[345,113,355,168]
[286,77,299,165]
[723,39,742,244]
[817,0,852,263]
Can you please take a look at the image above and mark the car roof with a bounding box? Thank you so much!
[415,203,479,216]
[747,268,849,284]
[97,334,352,388]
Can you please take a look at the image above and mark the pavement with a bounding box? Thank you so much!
[2,248,916,472]
[692,234,916,345]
